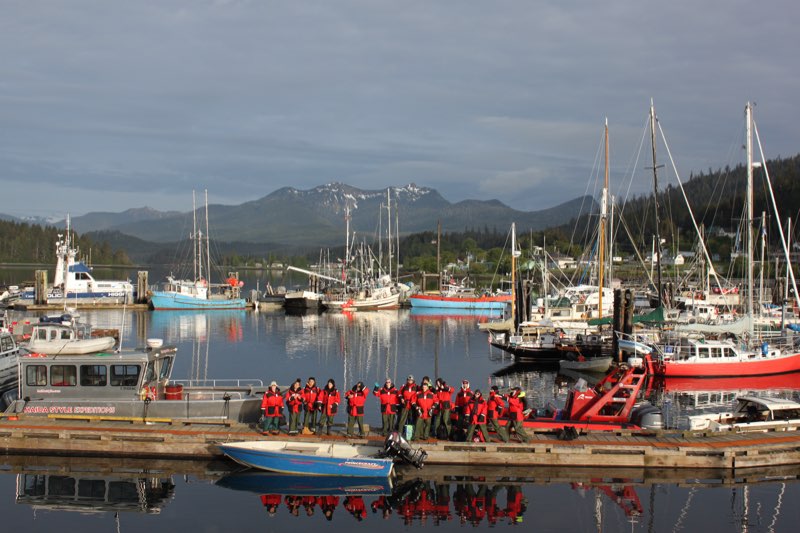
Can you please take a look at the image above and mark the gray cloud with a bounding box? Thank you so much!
[1,0,798,218]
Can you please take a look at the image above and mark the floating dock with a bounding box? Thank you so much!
[3,416,800,473]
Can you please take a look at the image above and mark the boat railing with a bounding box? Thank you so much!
[173,379,264,389]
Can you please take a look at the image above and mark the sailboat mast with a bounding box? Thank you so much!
[598,118,609,319]
[205,189,211,285]
[746,102,755,327]
[387,190,392,279]
[649,100,664,308]
[192,191,198,282]
[511,223,517,329]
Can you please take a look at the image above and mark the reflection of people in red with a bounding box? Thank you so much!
[433,482,452,524]
[504,485,527,524]
[486,486,505,525]
[344,495,367,521]
[467,485,487,525]
[301,495,316,517]
[317,495,340,521]
[370,495,393,519]
[285,495,301,517]
[453,484,471,524]
[260,494,282,517]
[413,482,435,523]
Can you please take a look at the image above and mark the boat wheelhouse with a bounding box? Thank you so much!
[3,341,263,422]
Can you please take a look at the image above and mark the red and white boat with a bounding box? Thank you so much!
[652,337,800,378]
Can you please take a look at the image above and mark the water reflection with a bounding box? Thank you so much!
[16,473,174,515]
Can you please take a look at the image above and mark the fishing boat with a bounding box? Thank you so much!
[0,331,22,404]
[16,217,135,306]
[2,339,264,422]
[150,190,246,310]
[25,315,116,355]
[216,471,393,496]
[218,441,396,477]
[687,395,800,432]
[408,284,511,312]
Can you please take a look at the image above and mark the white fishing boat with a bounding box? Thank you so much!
[17,217,134,306]
[26,317,116,355]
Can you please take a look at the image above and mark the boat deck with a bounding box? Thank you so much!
[3,415,800,472]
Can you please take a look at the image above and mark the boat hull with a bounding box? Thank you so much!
[218,441,394,477]
[409,294,510,311]
[216,472,392,496]
[150,292,246,310]
[559,356,613,373]
[657,352,800,378]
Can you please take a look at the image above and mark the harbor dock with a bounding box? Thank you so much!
[3,416,800,473]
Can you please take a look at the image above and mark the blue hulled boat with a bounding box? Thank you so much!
[218,440,395,477]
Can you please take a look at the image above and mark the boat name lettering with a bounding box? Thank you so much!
[36,389,62,394]
[339,460,385,470]
[22,405,116,414]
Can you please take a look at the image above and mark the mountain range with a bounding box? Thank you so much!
[59,184,594,248]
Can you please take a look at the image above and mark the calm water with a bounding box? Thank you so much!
[2,307,800,531]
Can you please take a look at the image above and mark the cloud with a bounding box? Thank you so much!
[0,0,798,218]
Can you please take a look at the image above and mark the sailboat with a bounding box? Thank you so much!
[150,191,247,310]
[649,102,800,377]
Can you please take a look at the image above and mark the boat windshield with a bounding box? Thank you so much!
[159,356,173,380]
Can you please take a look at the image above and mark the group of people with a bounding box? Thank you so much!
[259,374,531,443]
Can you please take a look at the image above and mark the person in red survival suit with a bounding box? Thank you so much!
[396,374,418,433]
[465,389,489,442]
[284,379,304,435]
[432,378,454,439]
[260,494,282,517]
[344,495,367,521]
[316,379,341,436]
[301,376,320,434]
[373,378,399,436]
[487,386,510,442]
[317,495,340,521]
[504,387,530,443]
[455,379,474,433]
[344,381,370,437]
[260,381,284,435]
[412,381,437,441]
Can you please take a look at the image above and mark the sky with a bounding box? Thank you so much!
[1,0,798,219]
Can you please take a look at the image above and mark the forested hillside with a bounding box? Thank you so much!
[0,220,132,265]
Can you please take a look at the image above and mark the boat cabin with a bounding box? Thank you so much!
[17,343,176,403]
[688,395,800,431]
[662,337,781,363]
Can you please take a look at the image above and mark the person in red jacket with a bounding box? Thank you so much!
[465,389,488,442]
[397,374,418,433]
[487,386,509,442]
[455,379,474,432]
[373,378,399,436]
[504,387,530,443]
[412,382,437,441]
[284,379,304,435]
[432,378,454,439]
[344,381,370,437]
[301,376,320,434]
[316,379,341,436]
[260,381,283,435]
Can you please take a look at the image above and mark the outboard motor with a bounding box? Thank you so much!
[630,403,664,430]
[382,431,427,468]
